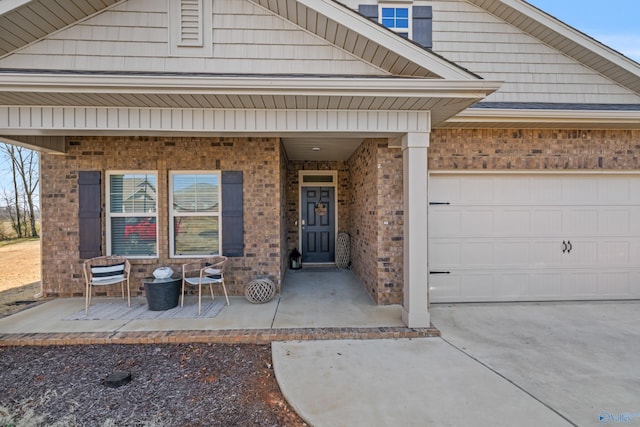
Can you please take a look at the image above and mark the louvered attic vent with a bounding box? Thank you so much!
[179,0,203,46]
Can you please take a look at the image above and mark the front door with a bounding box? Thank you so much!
[301,187,335,263]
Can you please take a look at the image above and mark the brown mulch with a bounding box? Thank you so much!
[0,241,307,426]
[0,343,307,426]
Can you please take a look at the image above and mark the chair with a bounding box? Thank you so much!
[181,256,230,315]
[83,256,131,314]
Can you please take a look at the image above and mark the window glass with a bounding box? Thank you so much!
[170,172,221,257]
[379,6,411,38]
[107,173,158,257]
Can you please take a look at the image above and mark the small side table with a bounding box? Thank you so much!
[143,276,182,311]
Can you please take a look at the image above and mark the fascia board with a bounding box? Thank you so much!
[449,108,640,125]
[0,73,502,98]
[495,0,640,75]
[296,0,478,81]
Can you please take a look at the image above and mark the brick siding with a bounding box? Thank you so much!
[40,136,283,298]
[430,128,640,170]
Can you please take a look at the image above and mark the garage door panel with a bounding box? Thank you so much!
[599,272,630,296]
[563,177,598,201]
[494,273,530,298]
[598,178,630,202]
[493,177,530,201]
[564,272,598,296]
[532,241,563,265]
[429,273,461,300]
[429,173,640,303]
[429,210,461,236]
[430,241,461,265]
[495,242,530,265]
[599,210,630,234]
[461,177,493,201]
[531,272,563,298]
[531,178,562,201]
[461,210,493,234]
[461,273,493,298]
[496,210,530,234]
[563,209,598,235]
[532,210,563,235]
[461,242,493,265]
[562,240,598,265]
[597,241,630,265]
[631,208,640,234]
[430,177,461,201]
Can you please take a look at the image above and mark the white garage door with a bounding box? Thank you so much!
[428,173,640,303]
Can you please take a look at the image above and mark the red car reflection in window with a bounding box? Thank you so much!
[124,217,156,244]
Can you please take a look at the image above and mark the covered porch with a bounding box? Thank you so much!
[0,267,439,345]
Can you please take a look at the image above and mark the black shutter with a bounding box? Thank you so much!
[78,171,102,259]
[413,6,433,49]
[358,4,378,20]
[221,171,243,257]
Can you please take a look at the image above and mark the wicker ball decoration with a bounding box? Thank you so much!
[336,232,350,269]
[244,278,276,304]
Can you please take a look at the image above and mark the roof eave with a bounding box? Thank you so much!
[443,108,640,129]
[0,72,502,98]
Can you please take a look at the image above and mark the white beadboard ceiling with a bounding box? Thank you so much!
[282,137,365,161]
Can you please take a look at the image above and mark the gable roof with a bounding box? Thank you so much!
[466,0,640,94]
[0,0,121,57]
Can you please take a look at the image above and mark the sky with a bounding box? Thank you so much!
[526,0,640,62]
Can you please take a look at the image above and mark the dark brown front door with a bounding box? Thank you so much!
[301,187,335,263]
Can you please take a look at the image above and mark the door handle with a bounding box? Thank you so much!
[562,241,567,253]
[567,240,572,253]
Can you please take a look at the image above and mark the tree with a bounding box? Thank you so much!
[0,143,39,238]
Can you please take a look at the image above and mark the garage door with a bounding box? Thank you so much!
[428,173,640,303]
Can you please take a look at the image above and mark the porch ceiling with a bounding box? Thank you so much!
[282,137,366,161]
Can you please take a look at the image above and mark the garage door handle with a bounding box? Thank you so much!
[429,271,451,275]
[567,240,572,253]
[429,202,450,205]
[562,241,567,253]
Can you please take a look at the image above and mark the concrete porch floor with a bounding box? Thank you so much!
[0,267,438,345]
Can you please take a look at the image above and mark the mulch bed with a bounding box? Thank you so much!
[0,343,307,426]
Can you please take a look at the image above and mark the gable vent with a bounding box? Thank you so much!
[179,0,203,46]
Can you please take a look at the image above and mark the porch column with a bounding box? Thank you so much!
[401,132,430,328]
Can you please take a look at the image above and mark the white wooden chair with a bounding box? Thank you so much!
[181,256,230,315]
[83,256,131,314]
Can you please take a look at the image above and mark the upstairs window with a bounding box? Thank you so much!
[359,4,432,49]
[170,172,221,258]
[380,6,411,38]
[107,172,158,258]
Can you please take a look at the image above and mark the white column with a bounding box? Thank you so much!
[401,132,430,328]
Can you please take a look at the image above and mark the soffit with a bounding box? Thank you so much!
[466,0,640,94]
[441,108,640,130]
[0,0,121,58]
[0,72,501,126]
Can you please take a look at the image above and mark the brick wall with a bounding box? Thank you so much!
[40,136,283,298]
[375,141,404,304]
[430,128,640,170]
[347,141,378,300]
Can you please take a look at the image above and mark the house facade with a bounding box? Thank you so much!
[0,0,639,327]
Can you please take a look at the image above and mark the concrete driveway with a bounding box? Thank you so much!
[430,301,640,426]
[273,301,640,427]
